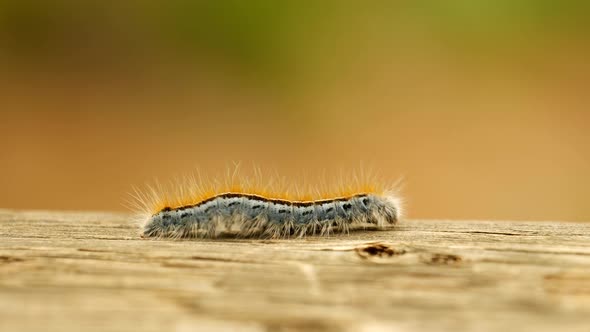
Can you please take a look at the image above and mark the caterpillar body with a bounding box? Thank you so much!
[130,170,402,239]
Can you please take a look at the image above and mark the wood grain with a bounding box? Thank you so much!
[1,209,589,332]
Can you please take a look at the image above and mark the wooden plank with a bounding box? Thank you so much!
[1,209,589,332]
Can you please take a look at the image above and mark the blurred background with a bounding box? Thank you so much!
[0,1,588,221]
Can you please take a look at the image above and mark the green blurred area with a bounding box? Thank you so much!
[1,1,588,78]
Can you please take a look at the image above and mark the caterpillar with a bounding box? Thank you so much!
[129,169,403,239]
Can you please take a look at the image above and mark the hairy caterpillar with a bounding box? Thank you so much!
[129,169,403,239]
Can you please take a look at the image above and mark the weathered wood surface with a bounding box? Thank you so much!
[1,209,589,332]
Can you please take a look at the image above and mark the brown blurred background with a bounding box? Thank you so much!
[0,1,588,221]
